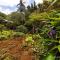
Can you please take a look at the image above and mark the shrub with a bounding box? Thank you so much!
[13,32,25,37]
[16,25,28,33]
[25,34,34,44]
[50,21,60,27]
[0,30,14,40]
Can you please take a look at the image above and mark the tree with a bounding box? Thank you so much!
[33,1,37,10]
[30,3,34,12]
[27,5,31,11]
[37,0,51,12]
[38,3,44,12]
[17,0,26,24]
[17,0,25,12]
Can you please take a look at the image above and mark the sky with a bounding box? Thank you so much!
[0,0,43,14]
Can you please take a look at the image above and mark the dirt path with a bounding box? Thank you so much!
[0,37,34,60]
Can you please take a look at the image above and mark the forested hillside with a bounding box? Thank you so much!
[0,0,60,60]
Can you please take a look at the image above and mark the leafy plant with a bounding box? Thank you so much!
[45,53,55,60]
[13,32,25,37]
[16,25,28,33]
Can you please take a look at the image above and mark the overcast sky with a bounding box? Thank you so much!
[0,0,43,14]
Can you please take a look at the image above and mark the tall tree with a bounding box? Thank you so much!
[27,5,31,11]
[30,3,34,12]
[17,0,25,12]
[33,1,37,10]
[17,0,26,24]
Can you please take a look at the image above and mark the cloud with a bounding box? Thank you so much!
[0,0,19,14]
[0,5,17,14]
[0,0,19,7]
[0,7,12,14]
[35,0,43,4]
[25,0,43,6]
[0,0,43,14]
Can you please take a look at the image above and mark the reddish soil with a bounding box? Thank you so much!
[0,37,35,60]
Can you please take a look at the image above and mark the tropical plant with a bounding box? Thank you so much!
[16,25,28,33]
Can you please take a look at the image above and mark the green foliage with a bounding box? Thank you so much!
[24,34,47,57]
[0,24,6,30]
[0,30,14,40]
[29,12,49,21]
[26,35,32,42]
[0,12,6,19]
[48,10,58,18]
[50,21,60,26]
[30,34,47,57]
[25,34,33,44]
[58,45,60,52]
[25,20,33,26]
[45,53,55,60]
[49,18,60,21]
[7,12,21,25]
[16,25,28,33]
[0,30,25,40]
[0,1,60,60]
[13,32,25,37]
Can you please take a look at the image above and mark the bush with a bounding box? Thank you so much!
[50,21,60,27]
[29,12,49,21]
[25,34,47,60]
[13,32,25,37]
[16,25,28,33]
[0,30,14,40]
[0,30,25,40]
[25,34,34,44]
